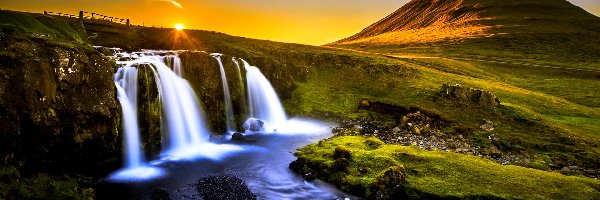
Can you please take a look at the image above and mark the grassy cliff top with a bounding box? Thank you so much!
[0,10,87,47]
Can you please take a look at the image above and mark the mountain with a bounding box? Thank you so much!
[331,0,600,69]
[335,0,598,44]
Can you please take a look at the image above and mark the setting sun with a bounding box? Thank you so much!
[175,23,185,30]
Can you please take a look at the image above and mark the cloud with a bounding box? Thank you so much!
[151,0,183,9]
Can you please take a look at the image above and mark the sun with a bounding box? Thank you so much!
[175,23,185,31]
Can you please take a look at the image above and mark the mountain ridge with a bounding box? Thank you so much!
[333,0,599,45]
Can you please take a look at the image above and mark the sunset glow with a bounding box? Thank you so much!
[175,23,185,30]
[0,0,598,45]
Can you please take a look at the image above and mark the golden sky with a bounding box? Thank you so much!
[1,0,598,45]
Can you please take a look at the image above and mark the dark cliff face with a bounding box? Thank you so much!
[0,32,121,176]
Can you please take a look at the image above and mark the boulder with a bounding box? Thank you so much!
[480,119,494,132]
[440,84,500,108]
[242,118,264,132]
[360,98,371,107]
[196,175,256,200]
[230,132,255,143]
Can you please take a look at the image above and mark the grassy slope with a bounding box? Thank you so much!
[331,0,600,70]
[0,10,87,47]
[294,136,600,199]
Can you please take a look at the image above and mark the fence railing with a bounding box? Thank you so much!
[44,10,130,26]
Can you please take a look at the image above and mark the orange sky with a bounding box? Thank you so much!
[1,0,598,45]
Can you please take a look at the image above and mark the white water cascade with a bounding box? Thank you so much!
[110,52,242,181]
[242,59,287,131]
[242,59,331,134]
[163,55,182,76]
[111,64,163,181]
[114,67,142,168]
[211,53,235,133]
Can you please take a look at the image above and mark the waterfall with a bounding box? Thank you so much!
[232,58,247,118]
[164,55,182,76]
[107,50,327,181]
[109,52,242,181]
[242,59,287,131]
[211,53,235,133]
[111,65,163,181]
[114,67,142,168]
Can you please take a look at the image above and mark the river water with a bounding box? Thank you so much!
[98,132,355,200]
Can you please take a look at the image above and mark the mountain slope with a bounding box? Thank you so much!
[330,0,600,69]
[335,0,598,44]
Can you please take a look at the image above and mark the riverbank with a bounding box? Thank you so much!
[291,135,600,199]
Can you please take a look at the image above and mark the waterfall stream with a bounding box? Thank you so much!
[242,59,287,131]
[211,53,236,133]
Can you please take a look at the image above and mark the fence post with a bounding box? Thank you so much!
[126,19,130,26]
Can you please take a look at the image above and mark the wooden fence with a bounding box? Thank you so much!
[44,10,130,26]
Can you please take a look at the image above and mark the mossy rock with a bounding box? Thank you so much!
[292,136,600,200]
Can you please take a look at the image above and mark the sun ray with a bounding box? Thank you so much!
[150,0,183,9]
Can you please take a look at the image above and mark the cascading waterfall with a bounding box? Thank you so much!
[211,53,235,133]
[111,65,163,181]
[232,58,247,117]
[109,52,242,181]
[114,67,142,168]
[242,59,287,131]
[107,49,327,182]
[164,55,182,76]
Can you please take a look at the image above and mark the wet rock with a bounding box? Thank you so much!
[197,175,256,200]
[150,189,171,200]
[231,132,256,143]
[289,158,316,180]
[242,118,264,132]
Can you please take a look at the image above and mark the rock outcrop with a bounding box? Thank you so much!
[0,28,120,175]
[440,83,500,108]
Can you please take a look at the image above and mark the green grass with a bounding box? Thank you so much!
[0,10,86,46]
[278,49,600,168]
[294,136,600,199]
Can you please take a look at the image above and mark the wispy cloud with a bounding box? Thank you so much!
[151,0,183,9]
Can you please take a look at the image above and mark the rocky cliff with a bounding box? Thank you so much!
[0,23,121,176]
